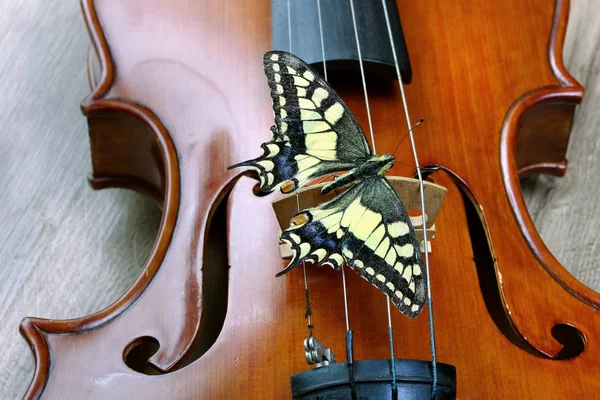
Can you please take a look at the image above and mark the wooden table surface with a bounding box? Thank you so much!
[0,1,598,398]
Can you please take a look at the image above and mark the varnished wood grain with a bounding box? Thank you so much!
[0,0,598,399]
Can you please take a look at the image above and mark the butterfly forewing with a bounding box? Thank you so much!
[229,51,371,193]
[281,177,426,318]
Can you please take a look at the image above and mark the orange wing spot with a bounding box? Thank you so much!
[281,180,296,193]
[291,212,310,226]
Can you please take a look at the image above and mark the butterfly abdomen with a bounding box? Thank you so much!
[321,169,361,195]
[321,154,395,195]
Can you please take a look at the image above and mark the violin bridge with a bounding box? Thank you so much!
[304,336,336,368]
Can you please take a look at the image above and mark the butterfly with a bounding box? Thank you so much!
[229,51,426,318]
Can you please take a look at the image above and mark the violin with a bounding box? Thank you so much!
[19,0,599,398]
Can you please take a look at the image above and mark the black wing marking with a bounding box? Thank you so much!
[280,177,426,318]
[228,51,372,193]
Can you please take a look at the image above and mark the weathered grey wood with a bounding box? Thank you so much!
[0,1,597,398]
[0,1,161,397]
[521,0,600,292]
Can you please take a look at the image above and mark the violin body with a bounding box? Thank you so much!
[20,0,599,398]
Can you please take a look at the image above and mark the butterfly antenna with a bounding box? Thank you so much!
[391,118,424,157]
[393,161,440,172]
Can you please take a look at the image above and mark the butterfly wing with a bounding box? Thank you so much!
[229,51,372,193]
[280,177,426,318]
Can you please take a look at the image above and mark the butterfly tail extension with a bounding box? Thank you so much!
[227,139,299,193]
[277,229,310,277]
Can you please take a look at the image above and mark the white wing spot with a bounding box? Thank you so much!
[402,265,412,283]
[303,70,315,81]
[280,122,288,133]
[287,66,297,74]
[279,96,286,106]
[273,64,280,72]
[336,229,344,239]
[280,109,287,119]
[365,225,386,250]
[297,87,307,97]
[299,242,311,259]
[413,264,422,276]
[312,87,329,107]
[376,274,386,283]
[270,54,279,61]
[341,199,364,228]
[366,267,375,276]
[408,281,415,293]
[342,248,353,259]
[374,237,390,258]
[411,304,419,312]
[257,160,274,171]
[276,84,283,94]
[404,297,411,306]
[352,209,382,240]
[294,76,310,87]
[327,223,340,234]
[301,110,322,121]
[386,282,395,291]
[312,248,327,262]
[354,260,364,269]
[274,73,281,83]
[385,247,396,266]
[289,233,301,244]
[303,121,330,133]
[299,98,316,109]
[324,102,344,124]
[318,210,342,227]
[388,221,410,238]
[395,243,414,258]
[297,155,320,172]
[266,143,279,156]
[330,253,344,267]
[395,291,403,299]
[394,262,404,273]
[267,173,274,186]
[305,131,337,151]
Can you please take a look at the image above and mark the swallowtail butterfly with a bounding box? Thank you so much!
[229,51,426,318]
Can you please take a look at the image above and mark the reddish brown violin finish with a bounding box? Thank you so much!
[20,0,599,398]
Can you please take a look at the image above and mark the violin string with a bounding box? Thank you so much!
[288,0,314,338]
[317,5,356,397]
[348,0,376,155]
[341,259,350,332]
[317,0,328,82]
[380,0,438,397]
[317,0,352,336]
[348,0,397,395]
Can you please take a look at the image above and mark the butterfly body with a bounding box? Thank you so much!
[321,153,395,195]
[229,50,426,318]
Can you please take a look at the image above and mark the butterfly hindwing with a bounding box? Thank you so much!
[280,177,426,318]
[229,51,371,193]
[341,178,426,318]
[279,181,368,274]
